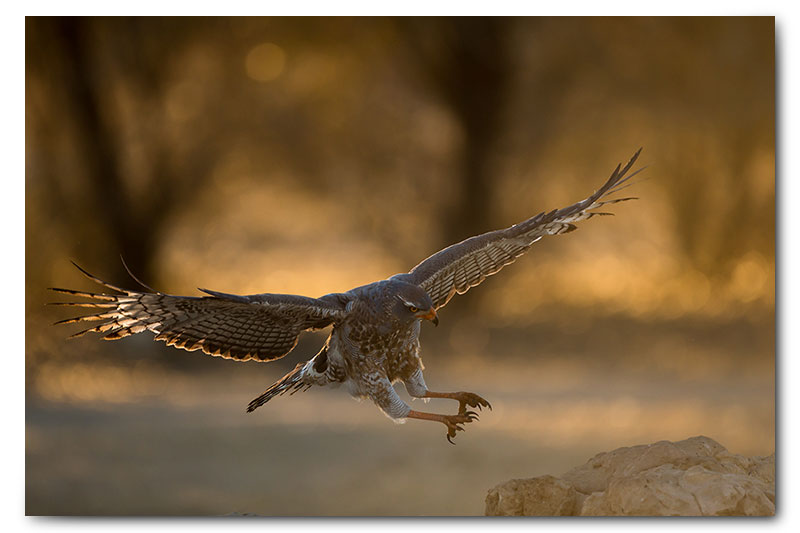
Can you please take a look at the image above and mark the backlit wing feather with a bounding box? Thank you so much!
[50,264,348,362]
[396,149,644,310]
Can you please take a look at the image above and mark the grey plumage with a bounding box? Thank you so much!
[51,149,644,442]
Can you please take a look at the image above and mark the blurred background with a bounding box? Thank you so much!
[25,17,774,515]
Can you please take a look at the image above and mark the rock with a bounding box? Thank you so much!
[484,475,581,516]
[485,436,774,516]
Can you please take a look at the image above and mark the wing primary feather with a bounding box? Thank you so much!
[119,254,160,294]
[197,288,251,303]
[606,167,650,196]
[53,312,117,325]
[69,261,130,294]
[595,147,641,196]
[48,287,117,301]
[53,268,347,363]
[402,149,645,311]
[46,301,118,308]
[614,147,642,184]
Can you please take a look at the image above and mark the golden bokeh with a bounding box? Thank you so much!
[244,42,286,82]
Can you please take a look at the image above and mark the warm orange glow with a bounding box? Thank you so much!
[26,17,774,516]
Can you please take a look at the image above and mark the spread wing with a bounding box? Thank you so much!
[394,149,644,310]
[49,264,348,362]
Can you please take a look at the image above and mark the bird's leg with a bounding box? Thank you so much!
[406,409,479,444]
[402,369,491,416]
[423,391,492,415]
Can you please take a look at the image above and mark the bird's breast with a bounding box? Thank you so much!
[340,321,421,378]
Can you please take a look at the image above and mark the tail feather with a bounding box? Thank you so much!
[246,362,309,412]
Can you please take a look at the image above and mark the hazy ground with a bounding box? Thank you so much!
[26,315,774,516]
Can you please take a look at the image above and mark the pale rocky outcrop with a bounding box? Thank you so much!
[485,436,774,516]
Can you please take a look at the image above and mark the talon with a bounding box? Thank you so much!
[408,409,482,444]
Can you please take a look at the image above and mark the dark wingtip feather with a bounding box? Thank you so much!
[607,167,650,196]
[623,148,643,173]
[69,262,129,294]
[69,261,106,284]
[594,149,645,200]
[120,254,158,293]
[67,328,93,339]
[605,162,622,186]
[48,287,118,301]
[596,196,639,208]
[198,288,250,303]
[53,316,85,326]
[561,223,578,234]
[46,301,117,308]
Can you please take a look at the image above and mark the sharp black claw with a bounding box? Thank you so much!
[447,434,455,445]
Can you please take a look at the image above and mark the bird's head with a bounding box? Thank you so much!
[392,282,438,327]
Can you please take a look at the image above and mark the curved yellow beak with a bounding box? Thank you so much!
[419,308,439,327]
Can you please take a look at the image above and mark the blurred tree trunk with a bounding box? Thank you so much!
[399,18,512,247]
[52,17,159,283]
[28,17,213,286]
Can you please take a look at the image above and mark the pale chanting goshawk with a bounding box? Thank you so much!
[52,149,644,443]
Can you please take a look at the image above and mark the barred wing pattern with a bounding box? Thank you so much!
[50,265,347,362]
[398,149,643,310]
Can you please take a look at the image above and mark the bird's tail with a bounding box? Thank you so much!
[246,361,310,412]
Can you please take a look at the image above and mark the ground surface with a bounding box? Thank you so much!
[26,317,774,516]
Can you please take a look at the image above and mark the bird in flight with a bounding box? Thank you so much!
[51,149,643,443]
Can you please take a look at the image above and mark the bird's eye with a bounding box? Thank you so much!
[408,306,419,313]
